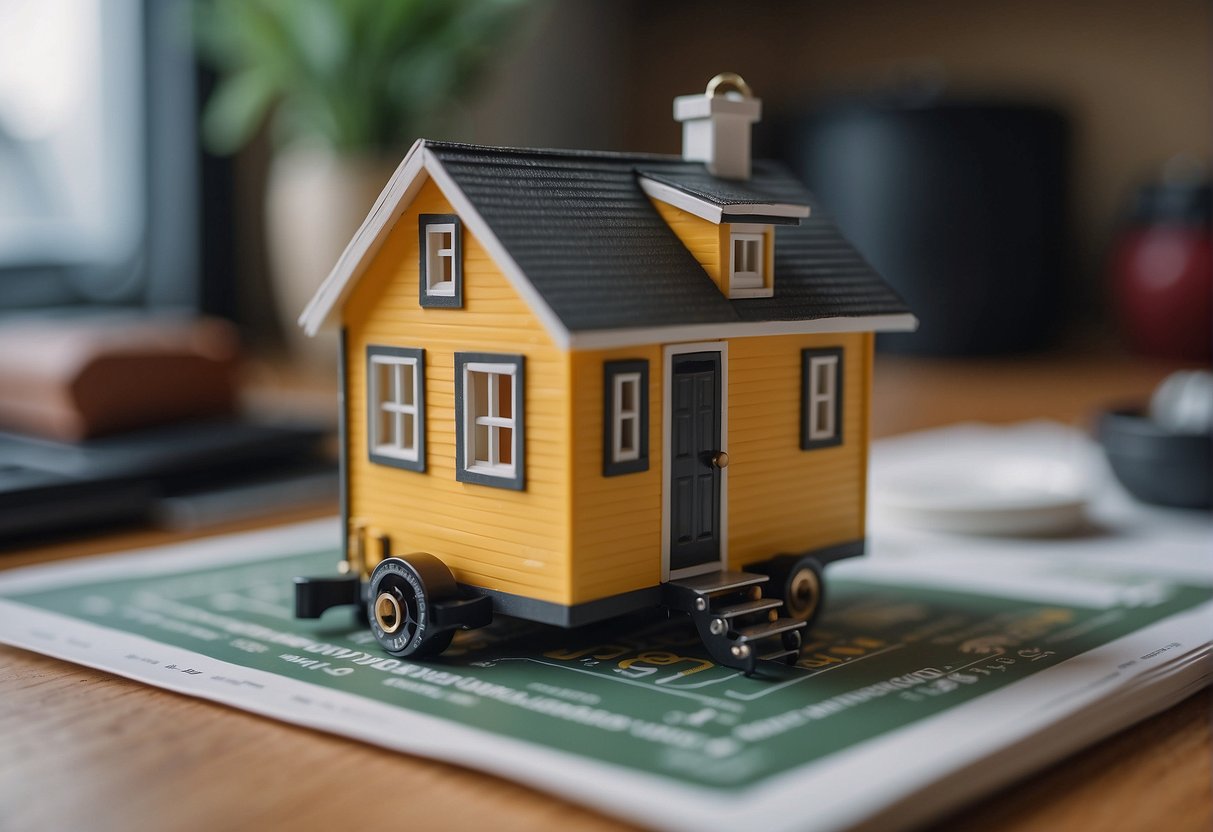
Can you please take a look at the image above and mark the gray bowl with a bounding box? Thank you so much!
[1098,408,1212,509]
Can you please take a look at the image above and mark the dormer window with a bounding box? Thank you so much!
[727,224,773,298]
[731,233,763,288]
[419,214,463,308]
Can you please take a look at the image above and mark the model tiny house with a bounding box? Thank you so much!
[294,74,915,674]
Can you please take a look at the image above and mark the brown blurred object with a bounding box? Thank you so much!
[0,317,240,441]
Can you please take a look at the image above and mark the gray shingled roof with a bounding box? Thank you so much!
[427,141,909,333]
[637,161,807,224]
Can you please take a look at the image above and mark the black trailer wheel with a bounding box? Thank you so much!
[367,555,458,658]
[782,556,825,627]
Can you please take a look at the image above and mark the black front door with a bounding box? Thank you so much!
[669,351,722,573]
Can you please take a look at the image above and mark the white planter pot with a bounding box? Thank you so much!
[266,146,399,372]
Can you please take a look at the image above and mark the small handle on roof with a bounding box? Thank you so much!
[706,72,753,99]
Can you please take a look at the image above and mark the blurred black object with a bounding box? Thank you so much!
[781,98,1069,355]
[0,419,335,541]
[1098,409,1211,509]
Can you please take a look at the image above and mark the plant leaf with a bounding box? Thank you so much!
[194,0,537,154]
[201,69,278,154]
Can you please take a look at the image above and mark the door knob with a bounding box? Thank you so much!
[710,451,729,469]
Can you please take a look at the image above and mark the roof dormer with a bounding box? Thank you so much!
[640,73,809,301]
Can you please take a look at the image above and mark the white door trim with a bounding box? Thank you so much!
[662,340,728,582]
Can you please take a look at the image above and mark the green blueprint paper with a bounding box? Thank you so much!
[3,545,1207,791]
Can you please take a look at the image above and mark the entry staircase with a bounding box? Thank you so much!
[663,570,805,675]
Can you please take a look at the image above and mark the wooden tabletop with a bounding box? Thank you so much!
[1,350,1209,832]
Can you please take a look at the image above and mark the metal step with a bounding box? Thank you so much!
[759,646,801,663]
[663,570,772,614]
[674,570,769,596]
[736,617,805,644]
[714,597,783,620]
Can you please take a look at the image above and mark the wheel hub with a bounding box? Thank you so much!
[374,591,404,634]
[788,568,821,619]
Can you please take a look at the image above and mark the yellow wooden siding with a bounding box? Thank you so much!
[728,332,871,567]
[569,345,663,602]
[343,178,573,605]
[569,333,872,602]
[649,199,728,293]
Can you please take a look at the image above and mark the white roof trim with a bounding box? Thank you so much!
[297,140,572,350]
[638,177,811,225]
[299,140,426,337]
[567,313,919,351]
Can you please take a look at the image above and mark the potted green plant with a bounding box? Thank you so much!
[195,0,530,367]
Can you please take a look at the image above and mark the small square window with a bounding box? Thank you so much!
[603,360,649,476]
[801,347,843,450]
[419,214,462,308]
[368,346,426,471]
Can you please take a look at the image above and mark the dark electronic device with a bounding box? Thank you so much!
[0,420,334,540]
[781,97,1069,355]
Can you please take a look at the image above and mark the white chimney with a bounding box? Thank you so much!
[673,72,762,181]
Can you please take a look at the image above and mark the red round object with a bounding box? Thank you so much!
[1111,226,1213,361]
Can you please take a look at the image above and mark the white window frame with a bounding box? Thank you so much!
[727,223,774,298]
[807,353,839,442]
[463,361,519,480]
[611,372,642,464]
[369,353,422,463]
[425,222,457,297]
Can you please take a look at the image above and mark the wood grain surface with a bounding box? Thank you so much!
[1,351,1209,832]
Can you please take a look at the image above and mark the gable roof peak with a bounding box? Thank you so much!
[298,138,916,348]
